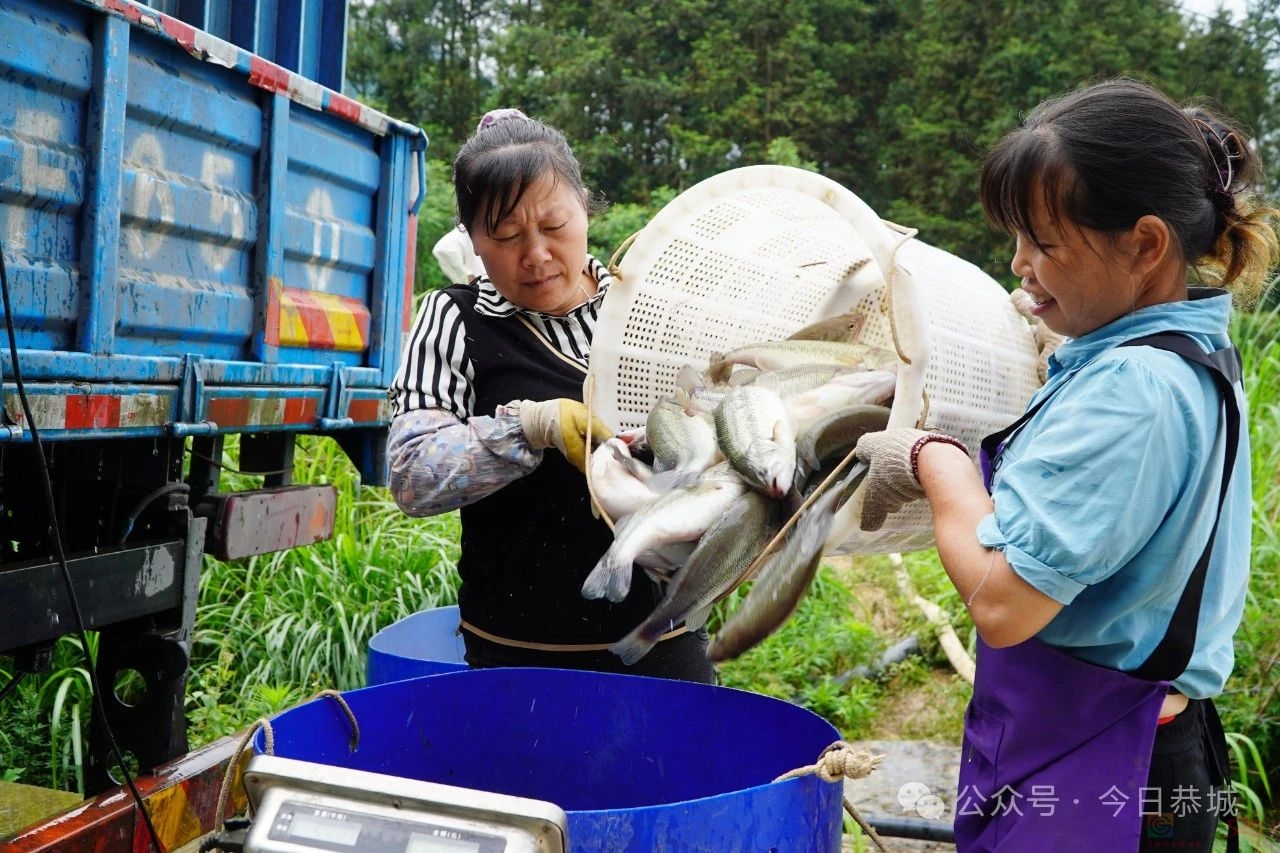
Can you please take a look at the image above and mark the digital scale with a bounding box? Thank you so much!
[242,755,568,853]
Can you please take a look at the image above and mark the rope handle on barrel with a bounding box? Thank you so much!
[774,741,892,852]
[213,689,361,826]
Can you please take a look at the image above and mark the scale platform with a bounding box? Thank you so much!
[242,754,568,853]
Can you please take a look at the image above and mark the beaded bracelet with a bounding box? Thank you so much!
[909,434,970,483]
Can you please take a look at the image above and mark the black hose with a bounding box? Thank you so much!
[866,813,957,842]
[118,481,191,544]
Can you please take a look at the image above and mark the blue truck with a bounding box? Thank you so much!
[0,0,425,839]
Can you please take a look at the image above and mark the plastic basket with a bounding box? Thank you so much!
[587,165,1041,555]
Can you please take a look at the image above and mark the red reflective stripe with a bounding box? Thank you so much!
[208,397,251,427]
[160,14,197,51]
[248,56,290,94]
[264,277,282,348]
[283,397,318,424]
[65,395,121,429]
[102,0,146,23]
[327,92,362,124]
[346,398,382,423]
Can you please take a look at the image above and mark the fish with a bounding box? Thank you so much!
[707,339,898,382]
[751,362,866,400]
[636,540,698,575]
[707,465,863,663]
[713,384,797,499]
[589,437,661,522]
[786,310,873,343]
[795,404,892,472]
[645,396,720,487]
[785,369,897,436]
[581,463,749,603]
[675,364,732,416]
[611,490,785,665]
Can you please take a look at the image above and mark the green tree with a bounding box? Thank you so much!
[347,0,494,154]
[352,0,1277,286]
[874,0,1277,283]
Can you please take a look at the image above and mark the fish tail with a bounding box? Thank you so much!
[610,624,662,666]
[581,551,634,603]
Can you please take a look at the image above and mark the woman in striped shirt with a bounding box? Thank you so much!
[387,109,715,682]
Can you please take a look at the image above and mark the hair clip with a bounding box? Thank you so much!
[1191,116,1239,193]
[477,108,529,133]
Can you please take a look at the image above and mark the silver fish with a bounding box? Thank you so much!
[752,362,865,400]
[589,437,661,522]
[706,472,854,663]
[713,384,796,499]
[787,310,873,343]
[785,369,897,436]
[611,490,784,665]
[581,463,748,603]
[707,339,898,382]
[646,396,720,487]
[676,365,731,416]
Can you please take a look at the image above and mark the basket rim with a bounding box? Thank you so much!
[612,165,904,280]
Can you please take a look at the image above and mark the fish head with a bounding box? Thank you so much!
[742,438,796,499]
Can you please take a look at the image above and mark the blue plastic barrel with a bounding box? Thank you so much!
[366,605,469,685]
[255,668,843,852]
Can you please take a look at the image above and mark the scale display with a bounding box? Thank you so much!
[268,800,506,852]
[243,755,567,853]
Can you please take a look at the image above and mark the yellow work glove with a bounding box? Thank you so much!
[1011,289,1069,385]
[854,428,969,532]
[518,398,613,474]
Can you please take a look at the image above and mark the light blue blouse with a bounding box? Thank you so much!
[976,290,1251,698]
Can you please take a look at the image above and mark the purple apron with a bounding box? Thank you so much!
[956,333,1242,852]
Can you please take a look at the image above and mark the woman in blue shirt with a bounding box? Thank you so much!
[856,78,1278,851]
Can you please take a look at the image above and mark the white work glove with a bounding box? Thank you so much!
[518,398,613,474]
[1011,289,1068,385]
[854,428,969,532]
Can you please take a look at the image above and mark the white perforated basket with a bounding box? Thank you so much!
[587,165,1041,555]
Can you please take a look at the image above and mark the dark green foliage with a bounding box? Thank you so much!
[348,0,1278,286]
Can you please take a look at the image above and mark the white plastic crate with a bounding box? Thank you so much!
[587,165,1041,555]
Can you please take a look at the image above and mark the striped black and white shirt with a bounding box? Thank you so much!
[385,257,611,516]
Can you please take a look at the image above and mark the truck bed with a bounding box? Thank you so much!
[0,0,426,481]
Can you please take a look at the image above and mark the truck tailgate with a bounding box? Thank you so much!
[0,0,425,469]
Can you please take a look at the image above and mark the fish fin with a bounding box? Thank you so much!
[615,447,655,483]
[705,354,732,384]
[647,468,700,494]
[684,605,712,632]
[610,626,660,666]
[677,364,709,394]
[673,386,698,416]
[581,552,634,603]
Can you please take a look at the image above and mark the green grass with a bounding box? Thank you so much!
[711,566,886,736]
